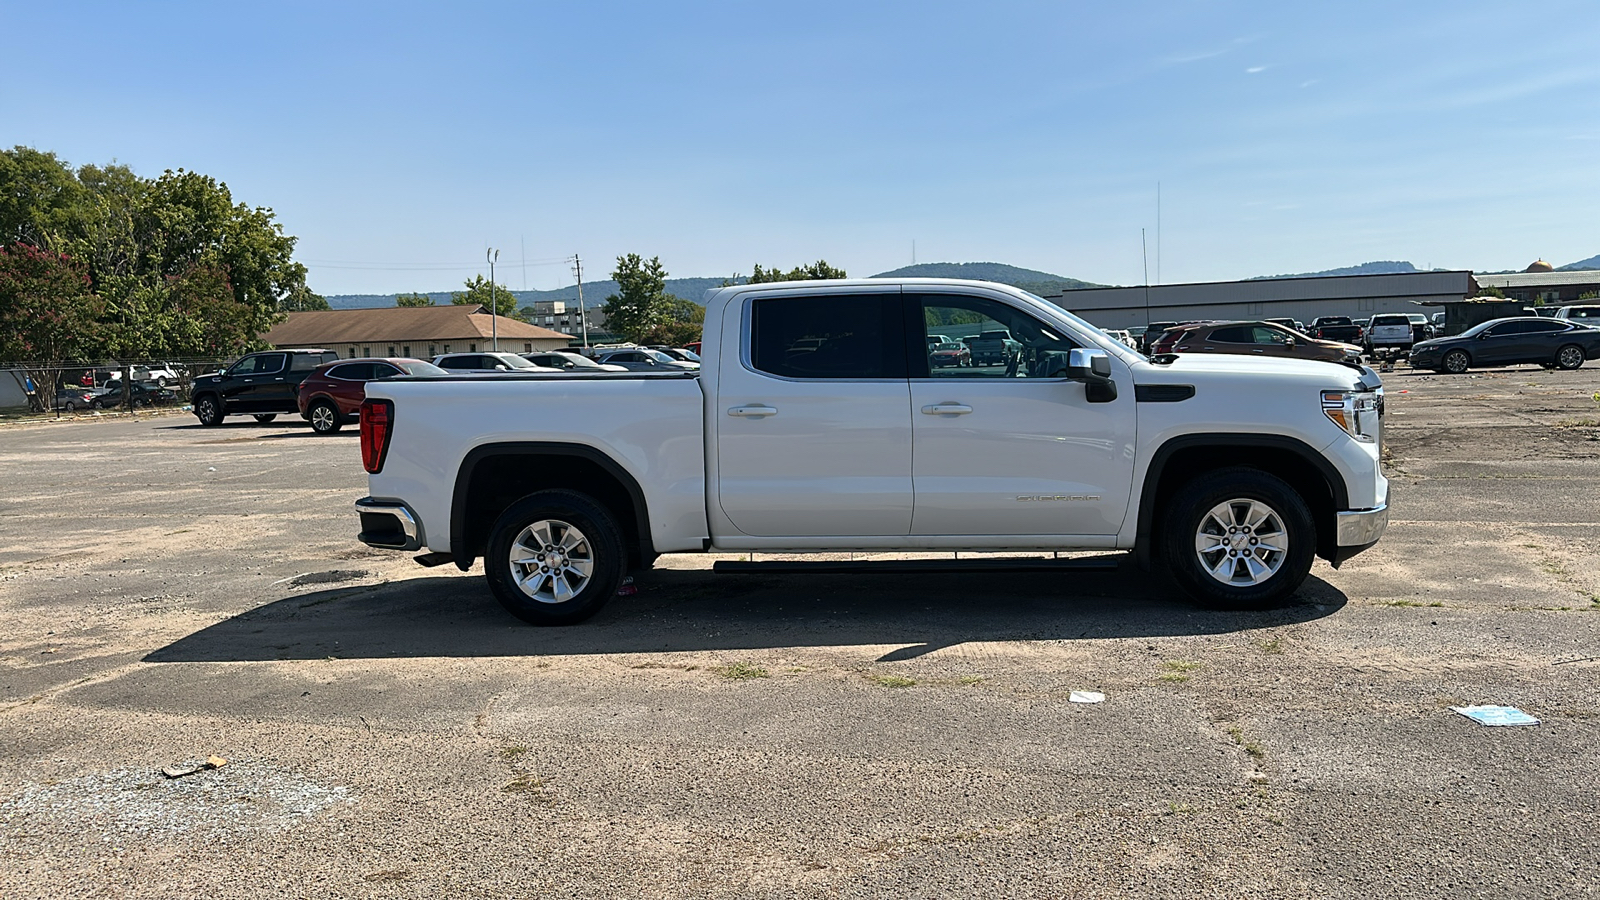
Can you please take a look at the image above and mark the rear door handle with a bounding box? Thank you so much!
[727,405,778,418]
[921,403,973,416]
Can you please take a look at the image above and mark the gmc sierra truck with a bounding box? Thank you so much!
[356,279,1388,625]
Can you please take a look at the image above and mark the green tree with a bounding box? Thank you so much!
[450,275,517,317]
[743,260,847,284]
[0,243,104,409]
[601,253,680,342]
[396,292,436,307]
[0,148,322,359]
[638,296,706,346]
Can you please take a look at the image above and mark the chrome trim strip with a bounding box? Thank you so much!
[1336,503,1388,547]
[355,497,421,550]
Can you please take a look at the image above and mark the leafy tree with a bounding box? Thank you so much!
[0,148,322,360]
[637,296,705,346]
[396,292,435,307]
[0,243,103,409]
[745,260,847,284]
[601,254,681,342]
[450,275,517,317]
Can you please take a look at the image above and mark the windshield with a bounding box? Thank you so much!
[1458,320,1500,338]
[674,348,702,362]
[397,361,448,376]
[495,354,540,369]
[556,353,605,369]
[934,342,963,351]
[642,349,682,364]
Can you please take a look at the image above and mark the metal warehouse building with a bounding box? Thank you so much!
[1043,270,1475,330]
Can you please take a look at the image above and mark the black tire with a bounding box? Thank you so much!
[1555,344,1584,371]
[484,489,626,626]
[309,400,342,434]
[1161,467,1317,611]
[253,413,277,424]
[1442,349,1470,374]
[195,395,225,426]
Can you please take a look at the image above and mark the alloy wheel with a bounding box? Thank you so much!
[508,519,595,604]
[1193,498,1288,586]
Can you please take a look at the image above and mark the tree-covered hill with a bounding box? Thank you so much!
[871,262,1102,294]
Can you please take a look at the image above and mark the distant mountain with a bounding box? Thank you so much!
[1249,261,1425,280]
[1557,254,1600,271]
[870,262,1102,294]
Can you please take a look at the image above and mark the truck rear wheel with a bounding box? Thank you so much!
[484,489,626,625]
[1161,467,1316,610]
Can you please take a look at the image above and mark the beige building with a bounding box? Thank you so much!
[263,304,573,359]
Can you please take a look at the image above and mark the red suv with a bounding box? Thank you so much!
[296,358,445,433]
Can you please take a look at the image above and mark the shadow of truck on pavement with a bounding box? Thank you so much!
[145,557,1348,664]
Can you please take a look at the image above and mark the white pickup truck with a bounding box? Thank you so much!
[355,279,1388,624]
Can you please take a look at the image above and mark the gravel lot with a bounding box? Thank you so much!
[2,363,1599,899]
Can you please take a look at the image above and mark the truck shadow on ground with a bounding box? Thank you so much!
[145,558,1348,663]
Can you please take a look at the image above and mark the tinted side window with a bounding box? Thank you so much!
[1486,322,1527,336]
[254,353,287,374]
[750,294,905,379]
[1250,326,1291,344]
[290,353,323,372]
[370,364,402,378]
[1208,326,1253,343]
[332,363,375,380]
[1523,320,1563,333]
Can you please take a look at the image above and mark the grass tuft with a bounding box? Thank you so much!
[712,662,769,681]
[872,674,917,688]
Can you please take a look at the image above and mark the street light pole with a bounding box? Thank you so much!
[487,248,500,352]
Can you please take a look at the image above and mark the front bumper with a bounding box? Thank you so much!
[1328,499,1388,567]
[356,497,424,551]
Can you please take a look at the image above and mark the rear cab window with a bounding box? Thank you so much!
[749,294,906,379]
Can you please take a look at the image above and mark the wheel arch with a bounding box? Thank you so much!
[1134,434,1347,569]
[450,442,656,573]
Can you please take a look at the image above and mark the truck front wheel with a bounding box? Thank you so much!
[1161,468,1316,610]
[485,489,627,625]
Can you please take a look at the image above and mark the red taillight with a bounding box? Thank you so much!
[360,399,393,473]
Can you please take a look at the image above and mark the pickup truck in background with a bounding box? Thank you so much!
[1311,316,1363,345]
[965,328,1023,368]
[356,278,1388,625]
[1363,314,1415,356]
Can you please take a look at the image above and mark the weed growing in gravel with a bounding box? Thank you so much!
[1159,660,1201,683]
[1556,417,1600,428]
[712,662,769,680]
[502,774,543,793]
[872,674,917,688]
[1225,726,1266,759]
[499,746,529,760]
[1381,600,1444,608]
[957,675,986,686]
[1255,637,1285,654]
[1164,802,1195,815]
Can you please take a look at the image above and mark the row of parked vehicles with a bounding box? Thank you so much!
[187,344,704,431]
[1125,304,1600,374]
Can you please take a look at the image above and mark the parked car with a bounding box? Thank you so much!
[190,349,341,426]
[928,341,972,367]
[1101,328,1139,349]
[593,348,700,371]
[1554,305,1600,322]
[433,352,562,374]
[91,380,177,409]
[1264,318,1308,336]
[926,333,954,346]
[356,277,1389,625]
[1153,321,1361,363]
[657,347,702,364]
[55,386,96,411]
[1311,316,1362,344]
[1409,317,1600,373]
[297,358,446,434]
[133,362,184,387]
[967,329,1023,367]
[520,351,627,372]
[1363,314,1415,356]
[1139,321,1180,352]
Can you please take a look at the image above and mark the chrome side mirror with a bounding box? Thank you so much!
[1066,348,1117,403]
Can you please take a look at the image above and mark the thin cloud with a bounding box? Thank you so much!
[1246,66,1268,74]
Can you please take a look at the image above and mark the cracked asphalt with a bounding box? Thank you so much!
[2,363,1598,899]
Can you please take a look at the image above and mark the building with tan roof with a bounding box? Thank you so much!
[262,304,574,360]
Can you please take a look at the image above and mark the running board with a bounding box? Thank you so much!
[712,554,1125,575]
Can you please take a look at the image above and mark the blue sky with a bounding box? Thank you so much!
[4,1,1597,295]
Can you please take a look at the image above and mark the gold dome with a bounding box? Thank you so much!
[1524,259,1554,273]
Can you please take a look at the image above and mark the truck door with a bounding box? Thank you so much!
[714,289,913,537]
[906,292,1136,538]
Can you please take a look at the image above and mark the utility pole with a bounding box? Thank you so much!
[487,247,500,351]
[572,254,590,350]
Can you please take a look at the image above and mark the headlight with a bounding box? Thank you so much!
[1322,388,1382,443]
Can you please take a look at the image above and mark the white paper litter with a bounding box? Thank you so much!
[1451,705,1539,727]
[1068,691,1105,704]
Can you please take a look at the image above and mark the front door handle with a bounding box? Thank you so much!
[921,403,973,416]
[727,405,778,418]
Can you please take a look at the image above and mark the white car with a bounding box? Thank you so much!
[521,351,627,372]
[593,348,699,371]
[359,278,1387,625]
[1554,305,1600,322]
[432,352,562,374]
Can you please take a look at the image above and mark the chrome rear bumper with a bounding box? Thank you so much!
[356,497,423,551]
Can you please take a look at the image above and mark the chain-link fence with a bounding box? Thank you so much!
[1,357,238,416]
